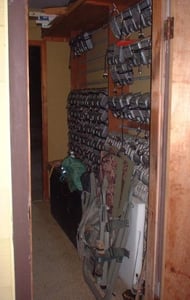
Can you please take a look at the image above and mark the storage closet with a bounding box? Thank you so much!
[49,0,152,299]
[9,0,190,299]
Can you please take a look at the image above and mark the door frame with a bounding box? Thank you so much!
[146,0,171,299]
[8,1,32,299]
[29,40,49,201]
[8,0,172,299]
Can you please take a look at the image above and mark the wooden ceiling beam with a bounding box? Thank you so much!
[85,0,127,10]
[42,7,68,15]
[85,0,112,7]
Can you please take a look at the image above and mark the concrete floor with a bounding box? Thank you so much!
[32,201,126,300]
[32,201,95,300]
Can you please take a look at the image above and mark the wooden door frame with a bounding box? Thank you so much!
[8,0,32,299]
[29,40,49,201]
[8,0,173,299]
[146,0,171,299]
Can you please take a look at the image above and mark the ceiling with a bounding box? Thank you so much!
[29,0,76,9]
[29,0,140,39]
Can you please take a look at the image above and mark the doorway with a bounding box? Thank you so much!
[29,40,49,202]
[29,45,43,201]
[8,1,171,299]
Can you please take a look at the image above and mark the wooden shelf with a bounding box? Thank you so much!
[42,0,140,39]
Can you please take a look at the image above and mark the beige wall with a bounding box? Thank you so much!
[29,19,42,40]
[29,20,70,162]
[47,41,70,161]
[0,1,15,299]
[86,27,108,89]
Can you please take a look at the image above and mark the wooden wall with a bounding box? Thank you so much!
[9,0,32,299]
[162,0,190,298]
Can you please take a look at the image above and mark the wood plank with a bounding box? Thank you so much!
[42,4,109,38]
[86,0,140,9]
[9,1,32,299]
[162,0,190,298]
[42,0,140,38]
[145,0,167,298]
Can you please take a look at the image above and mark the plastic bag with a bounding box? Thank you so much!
[61,155,86,192]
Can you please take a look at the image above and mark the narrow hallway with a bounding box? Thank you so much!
[32,201,95,300]
[32,201,126,299]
